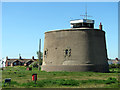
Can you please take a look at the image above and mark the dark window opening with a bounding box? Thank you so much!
[64,48,72,57]
[8,62,10,65]
[65,49,68,55]
[44,51,47,55]
[72,23,94,28]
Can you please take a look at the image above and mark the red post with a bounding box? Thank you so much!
[32,75,34,81]
[32,74,37,84]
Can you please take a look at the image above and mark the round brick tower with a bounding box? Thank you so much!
[41,19,109,72]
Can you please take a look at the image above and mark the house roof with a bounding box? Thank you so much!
[108,59,120,64]
[108,59,120,61]
[6,58,37,63]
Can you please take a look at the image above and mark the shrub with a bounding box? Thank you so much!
[29,61,38,68]
[109,64,120,69]
[109,64,116,68]
[2,81,19,87]
[105,77,118,84]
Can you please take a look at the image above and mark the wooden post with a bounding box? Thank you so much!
[38,39,41,71]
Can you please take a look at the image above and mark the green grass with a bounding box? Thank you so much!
[2,66,119,88]
[2,78,118,88]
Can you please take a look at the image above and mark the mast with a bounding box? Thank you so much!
[85,4,87,19]
[38,39,41,71]
[80,4,92,19]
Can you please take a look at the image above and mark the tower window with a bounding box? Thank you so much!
[64,48,71,57]
[44,48,48,58]
[44,51,47,55]
[65,49,68,55]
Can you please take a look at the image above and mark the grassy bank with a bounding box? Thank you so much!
[2,66,119,88]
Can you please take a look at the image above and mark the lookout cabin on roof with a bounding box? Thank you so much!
[70,19,94,28]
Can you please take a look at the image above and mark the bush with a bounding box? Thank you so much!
[105,77,118,84]
[29,61,38,68]
[116,64,120,68]
[109,64,120,69]
[2,81,19,87]
[109,64,116,68]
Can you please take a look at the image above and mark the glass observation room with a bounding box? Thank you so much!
[70,19,94,28]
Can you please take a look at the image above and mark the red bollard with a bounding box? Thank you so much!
[32,74,37,84]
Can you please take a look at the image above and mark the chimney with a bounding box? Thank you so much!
[19,56,22,59]
[6,56,8,60]
[99,22,102,30]
[32,56,34,60]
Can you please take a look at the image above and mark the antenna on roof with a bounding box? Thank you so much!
[85,4,87,19]
[80,4,92,19]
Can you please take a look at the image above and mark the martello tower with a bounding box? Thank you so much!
[41,18,109,72]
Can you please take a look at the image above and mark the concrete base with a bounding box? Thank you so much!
[41,64,109,73]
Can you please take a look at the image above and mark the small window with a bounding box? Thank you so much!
[8,62,11,66]
[44,51,47,55]
[14,62,16,65]
[44,48,48,58]
[64,48,71,57]
[65,49,68,55]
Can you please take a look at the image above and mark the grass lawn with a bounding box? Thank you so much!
[1,66,119,88]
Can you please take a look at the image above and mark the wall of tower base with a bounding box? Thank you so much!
[41,64,109,73]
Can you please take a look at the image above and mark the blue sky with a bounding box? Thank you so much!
[2,2,118,59]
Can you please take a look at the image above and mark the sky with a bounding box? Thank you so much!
[2,2,118,59]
